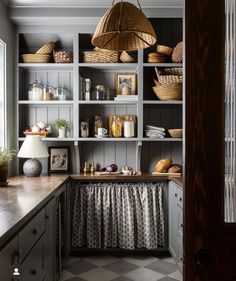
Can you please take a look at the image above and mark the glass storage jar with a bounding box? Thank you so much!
[93,85,106,100]
[55,87,67,100]
[94,116,103,136]
[111,116,123,138]
[29,80,43,100]
[43,83,54,100]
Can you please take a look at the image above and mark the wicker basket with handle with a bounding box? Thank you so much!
[153,83,182,100]
[163,67,183,76]
[155,67,182,84]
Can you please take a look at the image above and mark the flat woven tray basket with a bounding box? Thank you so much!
[82,49,119,63]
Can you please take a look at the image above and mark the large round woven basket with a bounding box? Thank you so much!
[92,2,156,51]
[22,54,51,63]
[153,83,182,100]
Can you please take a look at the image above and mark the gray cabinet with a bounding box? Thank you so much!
[168,181,183,271]
[0,237,18,281]
[0,187,66,281]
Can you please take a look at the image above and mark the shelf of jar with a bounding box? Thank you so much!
[18,63,74,70]
[18,100,74,105]
[143,100,183,105]
[77,137,139,141]
[78,100,138,105]
[78,63,138,71]
[143,63,183,68]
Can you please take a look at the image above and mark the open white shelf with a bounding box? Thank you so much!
[143,100,183,105]
[78,100,138,105]
[143,63,183,67]
[18,100,74,105]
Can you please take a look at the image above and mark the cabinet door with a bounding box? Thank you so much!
[0,237,19,281]
[21,234,46,281]
[44,198,56,281]
[168,182,178,259]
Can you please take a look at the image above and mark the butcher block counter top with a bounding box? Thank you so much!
[0,173,183,248]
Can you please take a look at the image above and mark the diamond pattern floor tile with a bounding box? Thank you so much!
[79,267,120,281]
[124,267,165,281]
[122,256,158,267]
[64,260,97,275]
[168,270,183,281]
[104,260,139,275]
[84,255,120,266]
[60,254,183,281]
[145,260,177,275]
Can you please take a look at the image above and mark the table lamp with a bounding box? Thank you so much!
[17,135,49,177]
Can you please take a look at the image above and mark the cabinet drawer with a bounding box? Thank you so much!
[21,234,46,281]
[177,207,183,235]
[0,237,18,281]
[19,208,46,262]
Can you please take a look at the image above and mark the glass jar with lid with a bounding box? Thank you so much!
[55,87,67,100]
[93,85,106,100]
[29,80,43,100]
[43,83,54,100]
[111,116,123,138]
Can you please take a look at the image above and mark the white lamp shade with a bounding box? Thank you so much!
[17,135,49,158]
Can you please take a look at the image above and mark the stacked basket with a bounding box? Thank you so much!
[22,41,55,63]
[152,67,183,100]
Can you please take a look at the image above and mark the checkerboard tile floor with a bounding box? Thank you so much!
[59,254,182,281]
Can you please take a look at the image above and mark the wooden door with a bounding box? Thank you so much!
[185,0,236,280]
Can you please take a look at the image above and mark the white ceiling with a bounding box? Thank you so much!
[6,0,183,8]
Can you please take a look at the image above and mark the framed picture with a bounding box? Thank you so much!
[48,146,70,173]
[116,73,136,95]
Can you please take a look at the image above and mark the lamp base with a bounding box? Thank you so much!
[23,159,42,177]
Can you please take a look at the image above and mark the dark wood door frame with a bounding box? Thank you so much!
[185,0,236,280]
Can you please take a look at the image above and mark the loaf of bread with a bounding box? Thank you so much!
[155,158,172,173]
[167,164,182,173]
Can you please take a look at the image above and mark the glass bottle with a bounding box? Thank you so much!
[111,116,123,138]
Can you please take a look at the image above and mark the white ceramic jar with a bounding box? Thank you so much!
[124,121,135,138]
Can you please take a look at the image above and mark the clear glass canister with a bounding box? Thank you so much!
[43,83,54,100]
[94,85,106,100]
[29,80,43,100]
[55,87,67,100]
[111,116,123,138]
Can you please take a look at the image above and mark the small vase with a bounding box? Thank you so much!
[0,165,9,184]
[58,127,66,138]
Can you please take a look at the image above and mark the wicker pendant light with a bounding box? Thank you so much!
[92,0,157,51]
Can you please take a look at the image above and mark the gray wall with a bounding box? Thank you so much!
[0,0,16,174]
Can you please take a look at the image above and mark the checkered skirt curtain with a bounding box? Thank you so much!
[72,182,165,250]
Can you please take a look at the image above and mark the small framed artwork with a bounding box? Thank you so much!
[48,146,70,173]
[116,73,136,95]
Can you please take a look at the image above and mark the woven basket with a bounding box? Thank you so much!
[120,51,135,63]
[53,50,73,63]
[22,54,51,63]
[172,41,183,63]
[168,129,183,138]
[156,45,173,56]
[163,67,183,75]
[36,42,55,54]
[147,52,166,63]
[82,50,119,63]
[153,83,182,100]
[155,67,182,84]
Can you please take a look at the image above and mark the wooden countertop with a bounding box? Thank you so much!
[0,173,182,249]
[169,176,183,188]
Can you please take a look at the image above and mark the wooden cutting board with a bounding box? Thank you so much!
[152,172,182,177]
[94,171,122,176]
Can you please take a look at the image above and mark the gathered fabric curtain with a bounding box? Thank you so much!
[72,182,165,250]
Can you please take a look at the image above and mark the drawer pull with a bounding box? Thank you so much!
[179,197,183,202]
[31,269,37,275]
[32,228,38,235]
[45,215,49,220]
[175,193,178,197]
[180,224,183,228]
